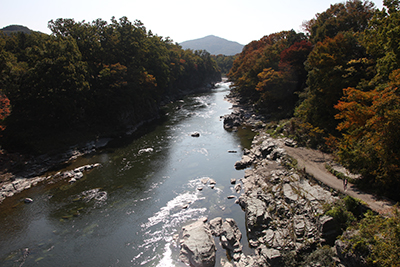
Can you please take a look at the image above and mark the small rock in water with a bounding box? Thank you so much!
[227,195,236,199]
[228,150,237,153]
[182,204,189,209]
[201,177,210,184]
[24,198,33,203]
[191,132,200,137]
[230,178,236,184]
[138,148,153,154]
[234,183,242,193]
[209,179,216,185]
[197,187,203,191]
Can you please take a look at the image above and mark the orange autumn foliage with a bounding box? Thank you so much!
[334,69,400,193]
[0,92,11,131]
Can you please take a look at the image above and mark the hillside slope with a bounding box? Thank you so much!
[180,35,243,56]
[1,25,32,35]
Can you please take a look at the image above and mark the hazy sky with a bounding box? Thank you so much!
[1,0,384,45]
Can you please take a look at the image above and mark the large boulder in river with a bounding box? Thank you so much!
[223,111,244,130]
[179,218,216,267]
[234,155,254,170]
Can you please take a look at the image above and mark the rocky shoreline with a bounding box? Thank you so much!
[177,96,352,266]
[0,134,113,204]
[178,132,344,266]
[0,162,102,204]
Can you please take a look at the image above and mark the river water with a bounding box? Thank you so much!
[0,81,256,266]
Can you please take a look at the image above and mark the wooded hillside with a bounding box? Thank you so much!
[228,0,400,200]
[0,17,220,153]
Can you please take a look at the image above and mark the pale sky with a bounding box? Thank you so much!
[1,0,384,45]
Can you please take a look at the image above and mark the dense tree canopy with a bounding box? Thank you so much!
[211,54,237,76]
[0,17,220,152]
[228,30,309,116]
[303,0,376,44]
[332,0,400,197]
[296,32,373,134]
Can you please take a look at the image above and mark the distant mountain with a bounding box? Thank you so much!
[180,35,244,56]
[1,25,32,35]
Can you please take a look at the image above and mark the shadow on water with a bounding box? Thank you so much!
[231,126,257,150]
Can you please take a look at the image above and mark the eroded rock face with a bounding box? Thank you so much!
[179,219,216,267]
[241,196,271,231]
[180,217,244,266]
[220,218,243,259]
[319,215,341,245]
[234,155,254,170]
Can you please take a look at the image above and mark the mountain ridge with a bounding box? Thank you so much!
[1,25,33,35]
[180,35,244,56]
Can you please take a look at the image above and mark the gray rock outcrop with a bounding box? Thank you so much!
[180,217,244,266]
[234,137,286,170]
[223,111,244,130]
[179,218,216,267]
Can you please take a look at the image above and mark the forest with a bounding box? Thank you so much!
[228,0,400,201]
[0,17,221,153]
[1,2,400,265]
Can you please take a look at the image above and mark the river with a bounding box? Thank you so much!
[0,81,256,266]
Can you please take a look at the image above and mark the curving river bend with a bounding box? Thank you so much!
[0,81,256,266]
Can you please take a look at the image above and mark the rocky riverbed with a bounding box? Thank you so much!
[177,96,352,266]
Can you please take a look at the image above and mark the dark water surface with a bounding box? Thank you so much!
[0,81,255,266]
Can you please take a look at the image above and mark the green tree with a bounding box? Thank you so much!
[5,34,89,128]
[363,0,400,83]
[303,0,376,44]
[211,54,236,76]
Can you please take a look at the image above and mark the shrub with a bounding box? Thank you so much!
[344,208,400,267]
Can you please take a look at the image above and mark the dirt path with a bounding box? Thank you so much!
[281,143,397,216]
